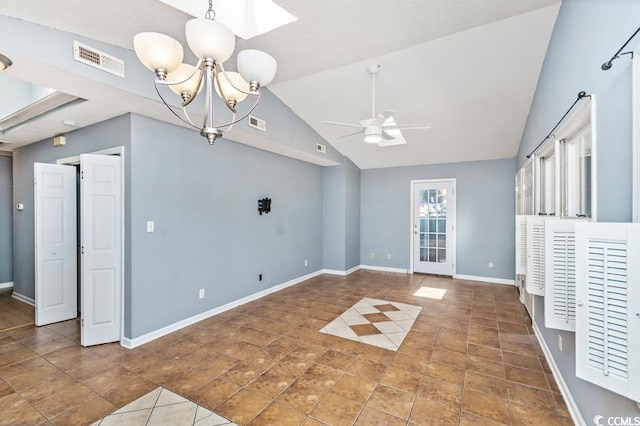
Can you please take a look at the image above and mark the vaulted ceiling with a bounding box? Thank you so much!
[0,0,561,168]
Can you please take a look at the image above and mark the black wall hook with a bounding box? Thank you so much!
[258,198,271,215]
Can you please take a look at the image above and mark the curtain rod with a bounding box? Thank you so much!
[526,91,589,159]
[601,26,640,70]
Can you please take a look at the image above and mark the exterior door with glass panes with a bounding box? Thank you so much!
[413,180,456,275]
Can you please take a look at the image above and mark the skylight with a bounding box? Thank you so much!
[158,0,297,40]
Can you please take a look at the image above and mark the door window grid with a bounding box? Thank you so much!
[419,189,447,263]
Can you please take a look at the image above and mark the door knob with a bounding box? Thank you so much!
[51,251,56,255]
[577,301,583,306]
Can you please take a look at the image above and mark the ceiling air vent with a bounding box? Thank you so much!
[316,143,326,153]
[73,41,124,78]
[248,115,266,132]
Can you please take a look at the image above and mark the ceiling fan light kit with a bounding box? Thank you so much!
[324,65,431,147]
[133,0,277,145]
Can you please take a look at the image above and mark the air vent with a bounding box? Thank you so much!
[73,41,124,78]
[248,115,266,131]
[316,143,326,153]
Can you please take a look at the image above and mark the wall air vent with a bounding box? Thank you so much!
[316,143,326,153]
[248,115,266,132]
[73,41,125,78]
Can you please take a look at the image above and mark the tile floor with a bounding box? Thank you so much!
[0,271,574,425]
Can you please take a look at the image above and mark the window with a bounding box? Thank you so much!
[536,144,556,216]
[531,97,596,219]
[564,126,592,217]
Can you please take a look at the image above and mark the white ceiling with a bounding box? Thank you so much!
[0,0,561,168]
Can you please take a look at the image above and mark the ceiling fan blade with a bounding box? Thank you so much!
[359,117,383,127]
[336,129,364,139]
[383,124,432,130]
[323,121,364,128]
[378,110,397,121]
[378,138,407,147]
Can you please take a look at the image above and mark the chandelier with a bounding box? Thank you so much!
[133,0,277,144]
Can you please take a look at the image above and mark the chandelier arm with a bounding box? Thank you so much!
[217,91,261,128]
[154,83,199,130]
[213,67,237,113]
[217,112,237,132]
[154,59,203,88]
[181,106,198,128]
[217,62,257,96]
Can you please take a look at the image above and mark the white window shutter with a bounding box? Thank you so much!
[575,223,640,402]
[526,216,546,296]
[515,215,527,275]
[544,219,585,332]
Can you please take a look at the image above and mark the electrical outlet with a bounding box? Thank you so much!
[370,252,375,259]
[304,259,308,267]
[386,254,391,260]
[488,262,494,269]
[199,289,205,299]
[146,221,154,232]
[558,334,563,352]
[259,274,262,281]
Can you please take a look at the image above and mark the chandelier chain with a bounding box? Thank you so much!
[205,0,216,20]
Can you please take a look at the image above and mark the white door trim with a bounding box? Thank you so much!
[409,178,457,275]
[57,146,125,346]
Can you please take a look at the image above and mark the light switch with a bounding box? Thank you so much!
[146,221,154,232]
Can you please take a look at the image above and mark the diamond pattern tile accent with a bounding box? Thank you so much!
[373,304,400,312]
[350,324,382,336]
[320,297,423,351]
[362,313,392,323]
[92,387,236,426]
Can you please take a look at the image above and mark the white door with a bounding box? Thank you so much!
[413,180,456,275]
[80,154,122,346]
[34,163,77,326]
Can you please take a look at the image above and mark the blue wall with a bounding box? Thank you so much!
[129,115,324,337]
[322,158,361,272]
[361,158,515,279]
[344,158,361,270]
[0,155,12,284]
[517,0,640,420]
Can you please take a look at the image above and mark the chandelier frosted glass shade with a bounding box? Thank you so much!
[185,18,235,63]
[133,32,184,76]
[167,64,203,99]
[214,72,250,104]
[237,49,277,87]
[133,3,278,145]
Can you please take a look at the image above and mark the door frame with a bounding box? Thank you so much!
[57,146,125,346]
[409,178,457,275]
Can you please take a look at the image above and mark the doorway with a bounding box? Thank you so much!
[34,147,124,346]
[411,179,456,275]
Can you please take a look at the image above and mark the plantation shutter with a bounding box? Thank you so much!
[515,215,527,275]
[544,219,585,331]
[575,223,640,401]
[525,216,546,296]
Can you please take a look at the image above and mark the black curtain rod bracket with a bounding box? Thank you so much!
[526,91,590,159]
[602,26,640,70]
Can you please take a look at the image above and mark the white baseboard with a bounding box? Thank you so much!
[453,274,515,286]
[323,265,361,276]
[360,265,408,274]
[12,291,35,306]
[0,281,14,289]
[122,269,325,349]
[532,322,585,426]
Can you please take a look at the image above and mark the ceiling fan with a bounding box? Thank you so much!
[324,64,431,147]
